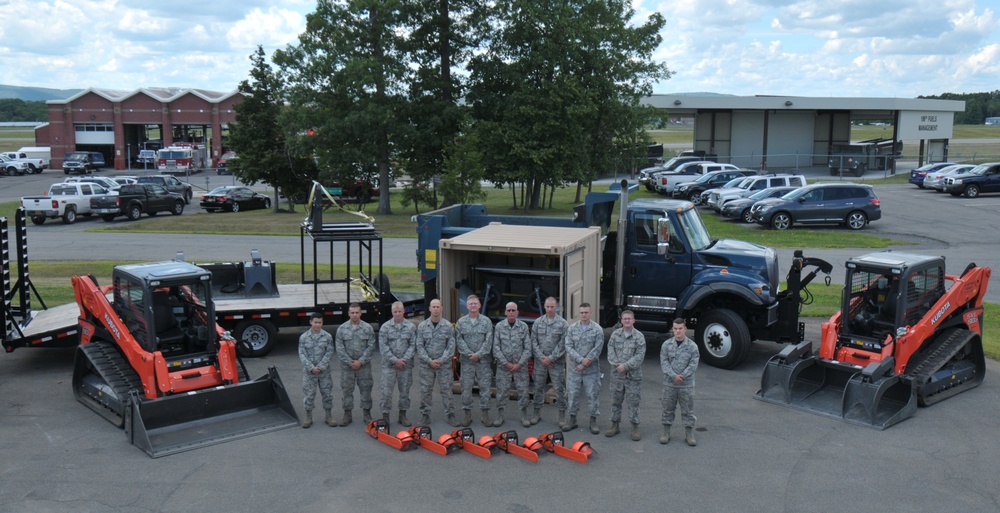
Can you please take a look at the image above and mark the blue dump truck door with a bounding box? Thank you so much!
[620,211,692,319]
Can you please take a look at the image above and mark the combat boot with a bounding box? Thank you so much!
[481,409,493,427]
[529,407,541,425]
[685,427,697,446]
[493,408,505,427]
[589,416,599,435]
[398,410,410,427]
[604,421,620,437]
[562,415,578,431]
[339,410,353,427]
[631,423,641,441]
[660,425,671,444]
[301,410,313,429]
[445,413,460,427]
[520,407,531,427]
[462,410,472,427]
[325,409,336,427]
[363,409,372,424]
[420,413,431,426]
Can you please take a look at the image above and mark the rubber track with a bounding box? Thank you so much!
[905,329,980,405]
[78,341,144,423]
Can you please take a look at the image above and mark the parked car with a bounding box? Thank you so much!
[135,149,157,166]
[62,151,106,175]
[216,151,237,175]
[750,182,881,230]
[111,175,139,187]
[637,156,706,191]
[90,184,185,221]
[653,162,741,195]
[706,174,808,212]
[941,162,1000,198]
[719,186,798,223]
[908,162,955,188]
[200,186,272,213]
[922,164,975,191]
[670,169,755,203]
[65,175,123,191]
[0,154,30,176]
[136,175,193,204]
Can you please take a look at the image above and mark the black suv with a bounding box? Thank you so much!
[750,183,881,230]
[136,175,194,204]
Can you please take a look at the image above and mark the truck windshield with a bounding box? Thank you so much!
[675,207,712,251]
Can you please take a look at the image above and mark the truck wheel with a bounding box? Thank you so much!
[234,320,277,357]
[964,184,980,198]
[854,164,866,177]
[171,201,184,215]
[694,308,751,369]
[101,214,116,222]
[845,210,868,230]
[127,204,143,221]
[31,216,45,225]
[770,212,792,230]
[61,207,77,224]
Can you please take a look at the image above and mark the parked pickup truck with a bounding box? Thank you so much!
[21,182,114,225]
[62,151,106,175]
[0,151,45,174]
[136,175,194,204]
[1,154,30,176]
[90,183,186,221]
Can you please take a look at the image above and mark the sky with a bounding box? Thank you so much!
[1,0,998,98]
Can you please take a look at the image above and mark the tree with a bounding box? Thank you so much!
[228,46,314,212]
[275,0,410,215]
[466,0,671,210]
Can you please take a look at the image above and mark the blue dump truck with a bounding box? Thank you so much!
[416,180,831,369]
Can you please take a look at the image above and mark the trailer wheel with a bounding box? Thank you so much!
[694,308,751,369]
[234,320,277,357]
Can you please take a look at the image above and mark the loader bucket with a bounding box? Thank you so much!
[126,367,299,458]
[755,341,917,430]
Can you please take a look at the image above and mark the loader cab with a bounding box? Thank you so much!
[842,252,946,349]
[113,262,215,355]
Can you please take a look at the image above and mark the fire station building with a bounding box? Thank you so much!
[38,87,241,170]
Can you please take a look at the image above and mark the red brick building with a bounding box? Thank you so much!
[41,87,241,170]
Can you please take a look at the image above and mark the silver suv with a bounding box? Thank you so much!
[706,174,807,212]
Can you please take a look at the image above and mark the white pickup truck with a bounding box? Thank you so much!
[21,182,115,225]
[0,151,46,174]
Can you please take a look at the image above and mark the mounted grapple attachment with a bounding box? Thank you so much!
[755,341,917,430]
[124,367,299,458]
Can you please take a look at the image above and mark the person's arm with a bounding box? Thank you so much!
[359,324,376,364]
[516,324,531,366]
[378,324,397,366]
[624,333,646,371]
[335,327,351,367]
[317,332,334,370]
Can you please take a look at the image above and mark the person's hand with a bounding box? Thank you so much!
[575,364,584,372]
[311,367,322,375]
[351,360,362,370]
[469,354,479,362]
[581,357,592,367]
[430,360,441,369]
[616,364,625,374]
[673,374,684,385]
[541,356,553,367]
[510,363,521,372]
[393,359,405,369]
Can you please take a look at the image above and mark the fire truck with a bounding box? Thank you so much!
[156,143,207,174]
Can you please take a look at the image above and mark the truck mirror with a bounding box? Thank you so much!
[656,218,671,255]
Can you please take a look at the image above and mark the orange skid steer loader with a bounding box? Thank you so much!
[757,251,989,429]
[71,260,299,457]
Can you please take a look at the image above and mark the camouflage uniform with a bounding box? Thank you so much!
[564,320,604,419]
[607,327,646,425]
[299,327,335,412]
[378,317,416,416]
[530,313,569,412]
[493,319,531,411]
[660,336,699,428]
[455,314,494,412]
[416,318,457,418]
[335,320,376,412]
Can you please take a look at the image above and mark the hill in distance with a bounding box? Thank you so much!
[0,84,82,101]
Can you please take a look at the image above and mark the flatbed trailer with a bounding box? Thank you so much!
[3,198,423,356]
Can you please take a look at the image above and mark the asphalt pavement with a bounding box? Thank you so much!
[2,167,1000,512]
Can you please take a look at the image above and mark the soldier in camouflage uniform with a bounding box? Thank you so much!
[492,302,532,427]
[416,298,459,427]
[335,303,376,426]
[605,310,646,441]
[660,318,699,446]
[563,302,604,435]
[455,295,494,427]
[298,313,336,428]
[529,296,569,425]
[379,301,416,427]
